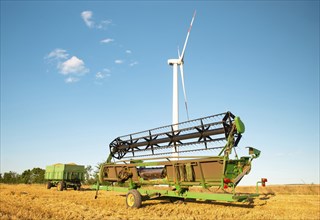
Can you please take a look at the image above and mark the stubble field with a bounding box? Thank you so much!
[0,184,319,220]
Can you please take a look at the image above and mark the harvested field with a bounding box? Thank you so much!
[0,184,319,219]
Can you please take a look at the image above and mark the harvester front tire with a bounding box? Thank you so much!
[126,189,142,208]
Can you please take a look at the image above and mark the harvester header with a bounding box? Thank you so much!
[97,111,265,208]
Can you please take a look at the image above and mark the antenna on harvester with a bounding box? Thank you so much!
[168,10,196,131]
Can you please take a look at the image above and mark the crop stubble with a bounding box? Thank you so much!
[0,184,319,219]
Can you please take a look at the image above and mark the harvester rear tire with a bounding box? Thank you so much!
[126,189,142,208]
[46,182,51,189]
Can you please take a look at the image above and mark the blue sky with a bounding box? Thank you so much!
[1,1,319,185]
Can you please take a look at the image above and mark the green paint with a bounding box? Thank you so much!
[185,163,193,181]
[135,162,162,167]
[248,147,261,158]
[95,185,258,202]
[218,125,235,157]
[235,117,245,134]
[128,178,136,189]
[44,163,85,181]
[106,154,112,163]
[130,160,144,164]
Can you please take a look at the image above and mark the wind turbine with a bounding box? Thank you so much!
[168,10,196,132]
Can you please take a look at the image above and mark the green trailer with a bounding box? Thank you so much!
[44,163,85,191]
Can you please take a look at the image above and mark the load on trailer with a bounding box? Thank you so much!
[97,111,267,208]
[45,163,85,191]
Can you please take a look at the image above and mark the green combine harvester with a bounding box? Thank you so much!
[45,163,85,191]
[96,112,267,208]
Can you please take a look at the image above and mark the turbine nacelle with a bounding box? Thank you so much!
[168,59,183,66]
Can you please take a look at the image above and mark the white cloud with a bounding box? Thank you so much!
[59,56,89,75]
[100,38,114,44]
[95,71,111,79]
[81,11,112,29]
[45,49,90,84]
[95,72,104,79]
[95,68,111,81]
[129,61,138,67]
[45,48,69,60]
[81,11,94,28]
[125,50,132,54]
[114,59,124,64]
[65,77,80,83]
[97,20,112,29]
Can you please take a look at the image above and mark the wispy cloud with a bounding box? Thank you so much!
[95,72,105,79]
[129,61,138,67]
[81,10,112,29]
[81,11,94,28]
[100,38,114,44]
[45,48,69,60]
[97,20,112,30]
[65,77,80,84]
[96,71,111,79]
[125,50,132,54]
[115,59,124,64]
[95,68,111,85]
[59,56,89,75]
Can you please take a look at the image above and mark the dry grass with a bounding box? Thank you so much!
[0,184,319,220]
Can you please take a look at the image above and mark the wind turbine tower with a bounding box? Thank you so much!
[168,10,196,131]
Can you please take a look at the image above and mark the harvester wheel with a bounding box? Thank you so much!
[46,182,51,189]
[126,189,142,208]
[57,181,64,191]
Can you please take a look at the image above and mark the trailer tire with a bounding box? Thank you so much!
[46,182,51,189]
[126,189,142,208]
[73,185,81,191]
[57,181,64,191]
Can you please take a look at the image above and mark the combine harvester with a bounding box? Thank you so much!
[96,11,267,208]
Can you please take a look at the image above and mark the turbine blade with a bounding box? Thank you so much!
[180,10,196,61]
[180,64,189,120]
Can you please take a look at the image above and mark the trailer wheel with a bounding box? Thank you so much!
[46,182,51,189]
[73,185,81,191]
[57,181,64,191]
[126,189,142,208]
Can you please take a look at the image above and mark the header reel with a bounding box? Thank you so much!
[109,111,244,160]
